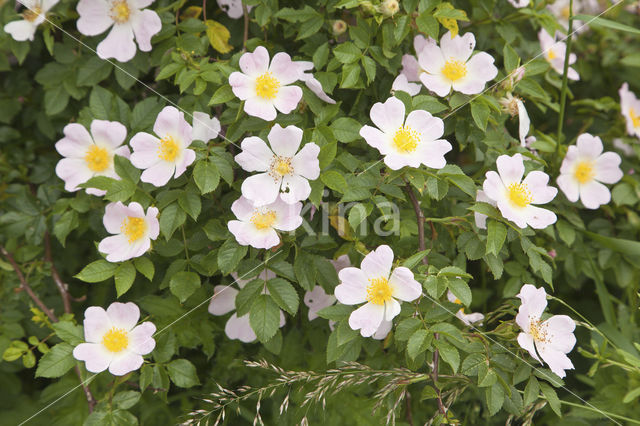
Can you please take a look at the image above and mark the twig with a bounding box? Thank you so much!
[555,0,574,161]
[202,0,207,21]
[1,244,96,413]
[242,2,249,50]
[1,245,57,323]
[44,232,72,314]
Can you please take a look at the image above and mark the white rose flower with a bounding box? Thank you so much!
[4,0,58,41]
[98,201,159,262]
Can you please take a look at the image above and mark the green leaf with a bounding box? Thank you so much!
[249,294,281,342]
[470,102,490,131]
[159,203,187,240]
[77,57,112,87]
[35,343,75,378]
[435,339,460,373]
[331,117,361,143]
[486,383,505,415]
[266,278,299,315]
[573,14,640,35]
[583,231,640,256]
[209,85,235,106]
[217,238,248,275]
[53,210,79,247]
[178,191,202,220]
[44,85,69,116]
[407,329,431,360]
[334,42,362,64]
[321,170,348,193]
[170,271,201,303]
[402,249,430,269]
[539,381,561,416]
[623,386,640,404]
[166,359,200,388]
[235,279,264,316]
[113,155,141,184]
[89,86,113,119]
[52,321,84,346]
[193,160,220,194]
[486,220,507,256]
[294,252,316,291]
[115,261,136,297]
[340,63,361,88]
[503,44,519,72]
[75,260,118,283]
[113,390,141,409]
[134,257,155,281]
[523,376,540,406]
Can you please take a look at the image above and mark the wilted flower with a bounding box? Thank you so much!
[55,120,130,196]
[234,124,320,206]
[331,19,347,36]
[76,0,161,62]
[334,245,422,337]
[482,154,558,229]
[360,96,452,170]
[73,302,155,376]
[499,93,531,146]
[557,133,623,209]
[98,201,159,262]
[515,284,576,378]
[417,31,498,97]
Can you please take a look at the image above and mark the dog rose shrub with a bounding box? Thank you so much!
[1,0,640,424]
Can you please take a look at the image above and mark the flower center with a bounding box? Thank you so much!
[255,72,280,100]
[366,277,393,305]
[250,210,277,230]
[547,49,557,61]
[158,135,180,162]
[84,145,110,172]
[441,59,467,82]
[121,217,147,243]
[561,6,571,19]
[392,126,419,153]
[630,107,640,128]
[573,161,594,184]
[529,319,548,343]
[269,156,293,178]
[110,0,131,24]
[507,182,533,208]
[23,6,42,22]
[102,327,129,352]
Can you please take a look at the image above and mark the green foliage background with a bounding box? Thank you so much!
[1,0,640,424]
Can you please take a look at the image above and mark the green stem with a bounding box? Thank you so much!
[556,0,574,159]
[181,226,190,264]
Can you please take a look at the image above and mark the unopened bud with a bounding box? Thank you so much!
[548,249,557,259]
[377,0,400,17]
[513,66,525,83]
[331,19,347,36]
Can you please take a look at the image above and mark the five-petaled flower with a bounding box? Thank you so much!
[619,83,640,140]
[515,284,576,378]
[538,29,579,81]
[73,302,156,376]
[416,31,498,97]
[482,153,558,229]
[3,0,59,42]
[98,201,159,262]
[334,245,422,337]
[227,195,303,249]
[557,133,623,209]
[229,46,304,121]
[130,106,196,187]
[55,120,131,196]
[360,97,452,170]
[235,124,320,206]
[76,0,162,62]
[208,270,285,343]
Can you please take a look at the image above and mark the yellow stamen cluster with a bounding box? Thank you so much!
[84,145,110,172]
[250,210,277,230]
[630,107,640,129]
[23,6,42,22]
[529,319,549,343]
[366,277,393,305]
[269,156,293,178]
[441,59,467,82]
[573,161,594,184]
[121,217,147,243]
[102,327,129,352]
[255,72,280,100]
[392,126,419,153]
[547,50,557,61]
[158,135,180,162]
[110,0,131,24]
[507,182,533,208]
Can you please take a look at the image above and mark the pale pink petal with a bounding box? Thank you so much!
[272,86,303,115]
[557,174,580,202]
[440,31,475,62]
[419,73,451,97]
[576,133,603,158]
[496,199,528,228]
[401,54,421,81]
[192,112,220,142]
[153,106,182,139]
[542,315,576,353]
[516,284,547,328]
[369,97,405,134]
[108,352,144,375]
[241,172,281,206]
[405,110,444,140]
[336,267,369,305]
[474,190,494,229]
[268,124,303,157]
[483,171,505,202]
[229,72,255,100]
[496,154,524,186]
[83,306,111,342]
[391,74,421,96]
[73,343,112,373]
[417,139,451,169]
[55,158,93,192]
[130,133,161,168]
[384,153,415,170]
[271,197,302,231]
[239,46,270,77]
[225,313,257,342]
[90,120,127,149]
[522,205,557,229]
[175,149,196,178]
[4,20,37,41]
[578,180,610,209]
[99,234,131,262]
[235,136,272,172]
[304,286,336,321]
[417,40,446,74]
[302,75,336,103]
[517,332,541,363]
[372,320,393,340]
[103,202,128,234]
[384,298,401,321]
[132,0,155,7]
[97,24,137,62]
[56,123,94,157]
[244,97,277,121]
[208,285,239,316]
[594,152,623,184]
[106,302,140,331]
[536,344,574,378]
[269,52,301,85]
[388,267,421,301]
[230,196,255,221]
[280,174,311,204]
[349,302,385,337]
[140,161,175,187]
[360,125,390,154]
[361,245,393,281]
[130,9,161,52]
[522,171,557,204]
[76,0,113,36]
[291,143,320,180]
[127,322,156,354]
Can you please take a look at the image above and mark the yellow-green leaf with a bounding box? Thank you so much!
[206,20,233,54]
